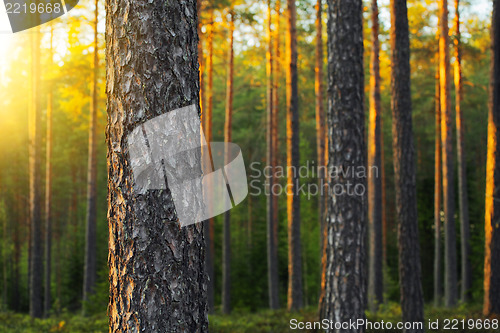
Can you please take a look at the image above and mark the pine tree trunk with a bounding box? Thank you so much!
[315,0,325,258]
[29,25,43,319]
[286,0,303,311]
[83,0,99,312]
[44,26,54,318]
[106,0,208,330]
[272,0,280,271]
[453,0,472,303]
[266,0,280,310]
[439,0,458,307]
[434,53,443,307]
[368,0,383,312]
[320,0,366,328]
[222,10,235,315]
[390,0,424,330]
[204,10,215,314]
[317,0,327,314]
[484,0,500,316]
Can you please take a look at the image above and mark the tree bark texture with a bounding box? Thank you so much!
[105,0,208,330]
[321,0,366,330]
[390,0,425,330]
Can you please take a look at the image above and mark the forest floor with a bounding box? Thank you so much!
[0,304,498,332]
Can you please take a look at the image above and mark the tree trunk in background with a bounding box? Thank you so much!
[320,0,366,328]
[439,0,458,307]
[106,0,208,330]
[272,0,280,271]
[484,0,500,316]
[204,10,215,314]
[317,0,327,314]
[266,0,279,310]
[315,0,325,257]
[44,26,54,318]
[434,54,443,307]
[286,0,302,311]
[83,0,99,313]
[390,0,424,330]
[454,0,472,303]
[222,9,235,315]
[29,26,43,319]
[368,0,383,312]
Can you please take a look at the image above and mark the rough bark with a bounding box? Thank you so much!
[204,9,215,314]
[222,9,235,315]
[320,0,366,329]
[439,0,458,307]
[453,0,472,303]
[106,0,208,330]
[434,53,443,307]
[44,25,54,318]
[286,0,303,311]
[368,0,383,312]
[29,25,43,319]
[83,0,99,311]
[484,0,500,316]
[266,0,279,310]
[390,0,424,330]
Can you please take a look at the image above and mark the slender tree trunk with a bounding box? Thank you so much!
[106,0,208,330]
[320,0,366,329]
[83,0,99,312]
[272,0,280,273]
[381,114,387,270]
[453,0,472,303]
[390,0,424,330]
[368,0,383,312]
[484,0,500,316]
[204,10,215,314]
[44,26,54,318]
[266,0,280,310]
[29,25,43,319]
[222,9,235,315]
[434,53,443,307]
[439,0,458,307]
[315,0,325,256]
[286,0,302,311]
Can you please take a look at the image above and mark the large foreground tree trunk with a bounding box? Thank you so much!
[368,0,383,312]
[390,0,424,331]
[286,0,303,311]
[320,0,366,330]
[484,0,500,316]
[438,0,458,307]
[106,0,208,330]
